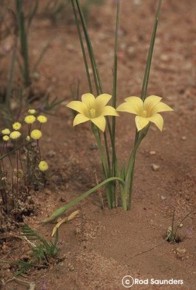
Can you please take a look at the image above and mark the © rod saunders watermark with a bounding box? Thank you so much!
[122,275,184,288]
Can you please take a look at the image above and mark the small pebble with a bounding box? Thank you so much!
[47,150,56,158]
[67,263,75,271]
[181,136,187,141]
[149,150,156,155]
[175,247,187,260]
[161,195,166,200]
[151,164,160,171]
[160,54,169,61]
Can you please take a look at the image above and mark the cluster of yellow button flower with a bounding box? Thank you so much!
[1,109,48,172]
[67,93,173,132]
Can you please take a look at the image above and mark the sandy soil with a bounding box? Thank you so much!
[0,0,196,289]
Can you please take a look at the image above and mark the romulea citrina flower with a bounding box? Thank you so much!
[10,131,21,140]
[37,115,47,123]
[24,115,36,124]
[2,128,10,135]
[117,95,173,131]
[12,122,21,130]
[38,160,49,172]
[28,109,36,114]
[30,129,42,140]
[66,93,118,132]
[3,135,10,142]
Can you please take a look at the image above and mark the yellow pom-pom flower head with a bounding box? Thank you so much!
[37,115,47,124]
[2,128,10,135]
[38,161,48,172]
[30,129,42,140]
[66,93,118,132]
[12,122,21,130]
[24,115,36,124]
[10,131,21,140]
[28,109,36,115]
[3,135,10,142]
[117,95,173,131]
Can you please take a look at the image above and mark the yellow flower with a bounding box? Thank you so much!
[66,93,118,132]
[3,135,10,142]
[24,115,36,124]
[28,109,36,114]
[2,128,10,135]
[10,131,21,140]
[38,161,48,172]
[117,95,173,131]
[30,129,42,140]
[37,115,47,123]
[12,122,21,130]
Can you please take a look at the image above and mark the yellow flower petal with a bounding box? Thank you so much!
[135,116,149,131]
[117,97,143,115]
[95,94,112,107]
[102,106,119,116]
[125,96,142,103]
[144,95,162,110]
[81,93,95,106]
[66,101,86,114]
[73,114,89,126]
[148,113,164,131]
[91,116,106,132]
[152,102,173,114]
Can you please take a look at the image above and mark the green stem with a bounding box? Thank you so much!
[16,0,31,87]
[92,125,108,177]
[110,0,120,203]
[141,0,162,100]
[75,0,102,95]
[0,141,32,161]
[122,128,148,210]
[42,176,125,223]
[92,125,116,208]
[71,0,93,93]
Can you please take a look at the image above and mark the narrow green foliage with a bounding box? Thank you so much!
[71,0,93,93]
[74,0,103,94]
[15,0,31,87]
[141,0,162,100]
[43,176,125,223]
[22,224,58,257]
[15,224,58,275]
[166,211,195,243]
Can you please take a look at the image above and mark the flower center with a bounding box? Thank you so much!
[141,109,148,117]
[89,108,96,118]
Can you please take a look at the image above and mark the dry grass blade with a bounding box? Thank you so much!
[51,210,80,237]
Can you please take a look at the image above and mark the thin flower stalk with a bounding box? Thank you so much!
[121,128,148,210]
[71,0,93,93]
